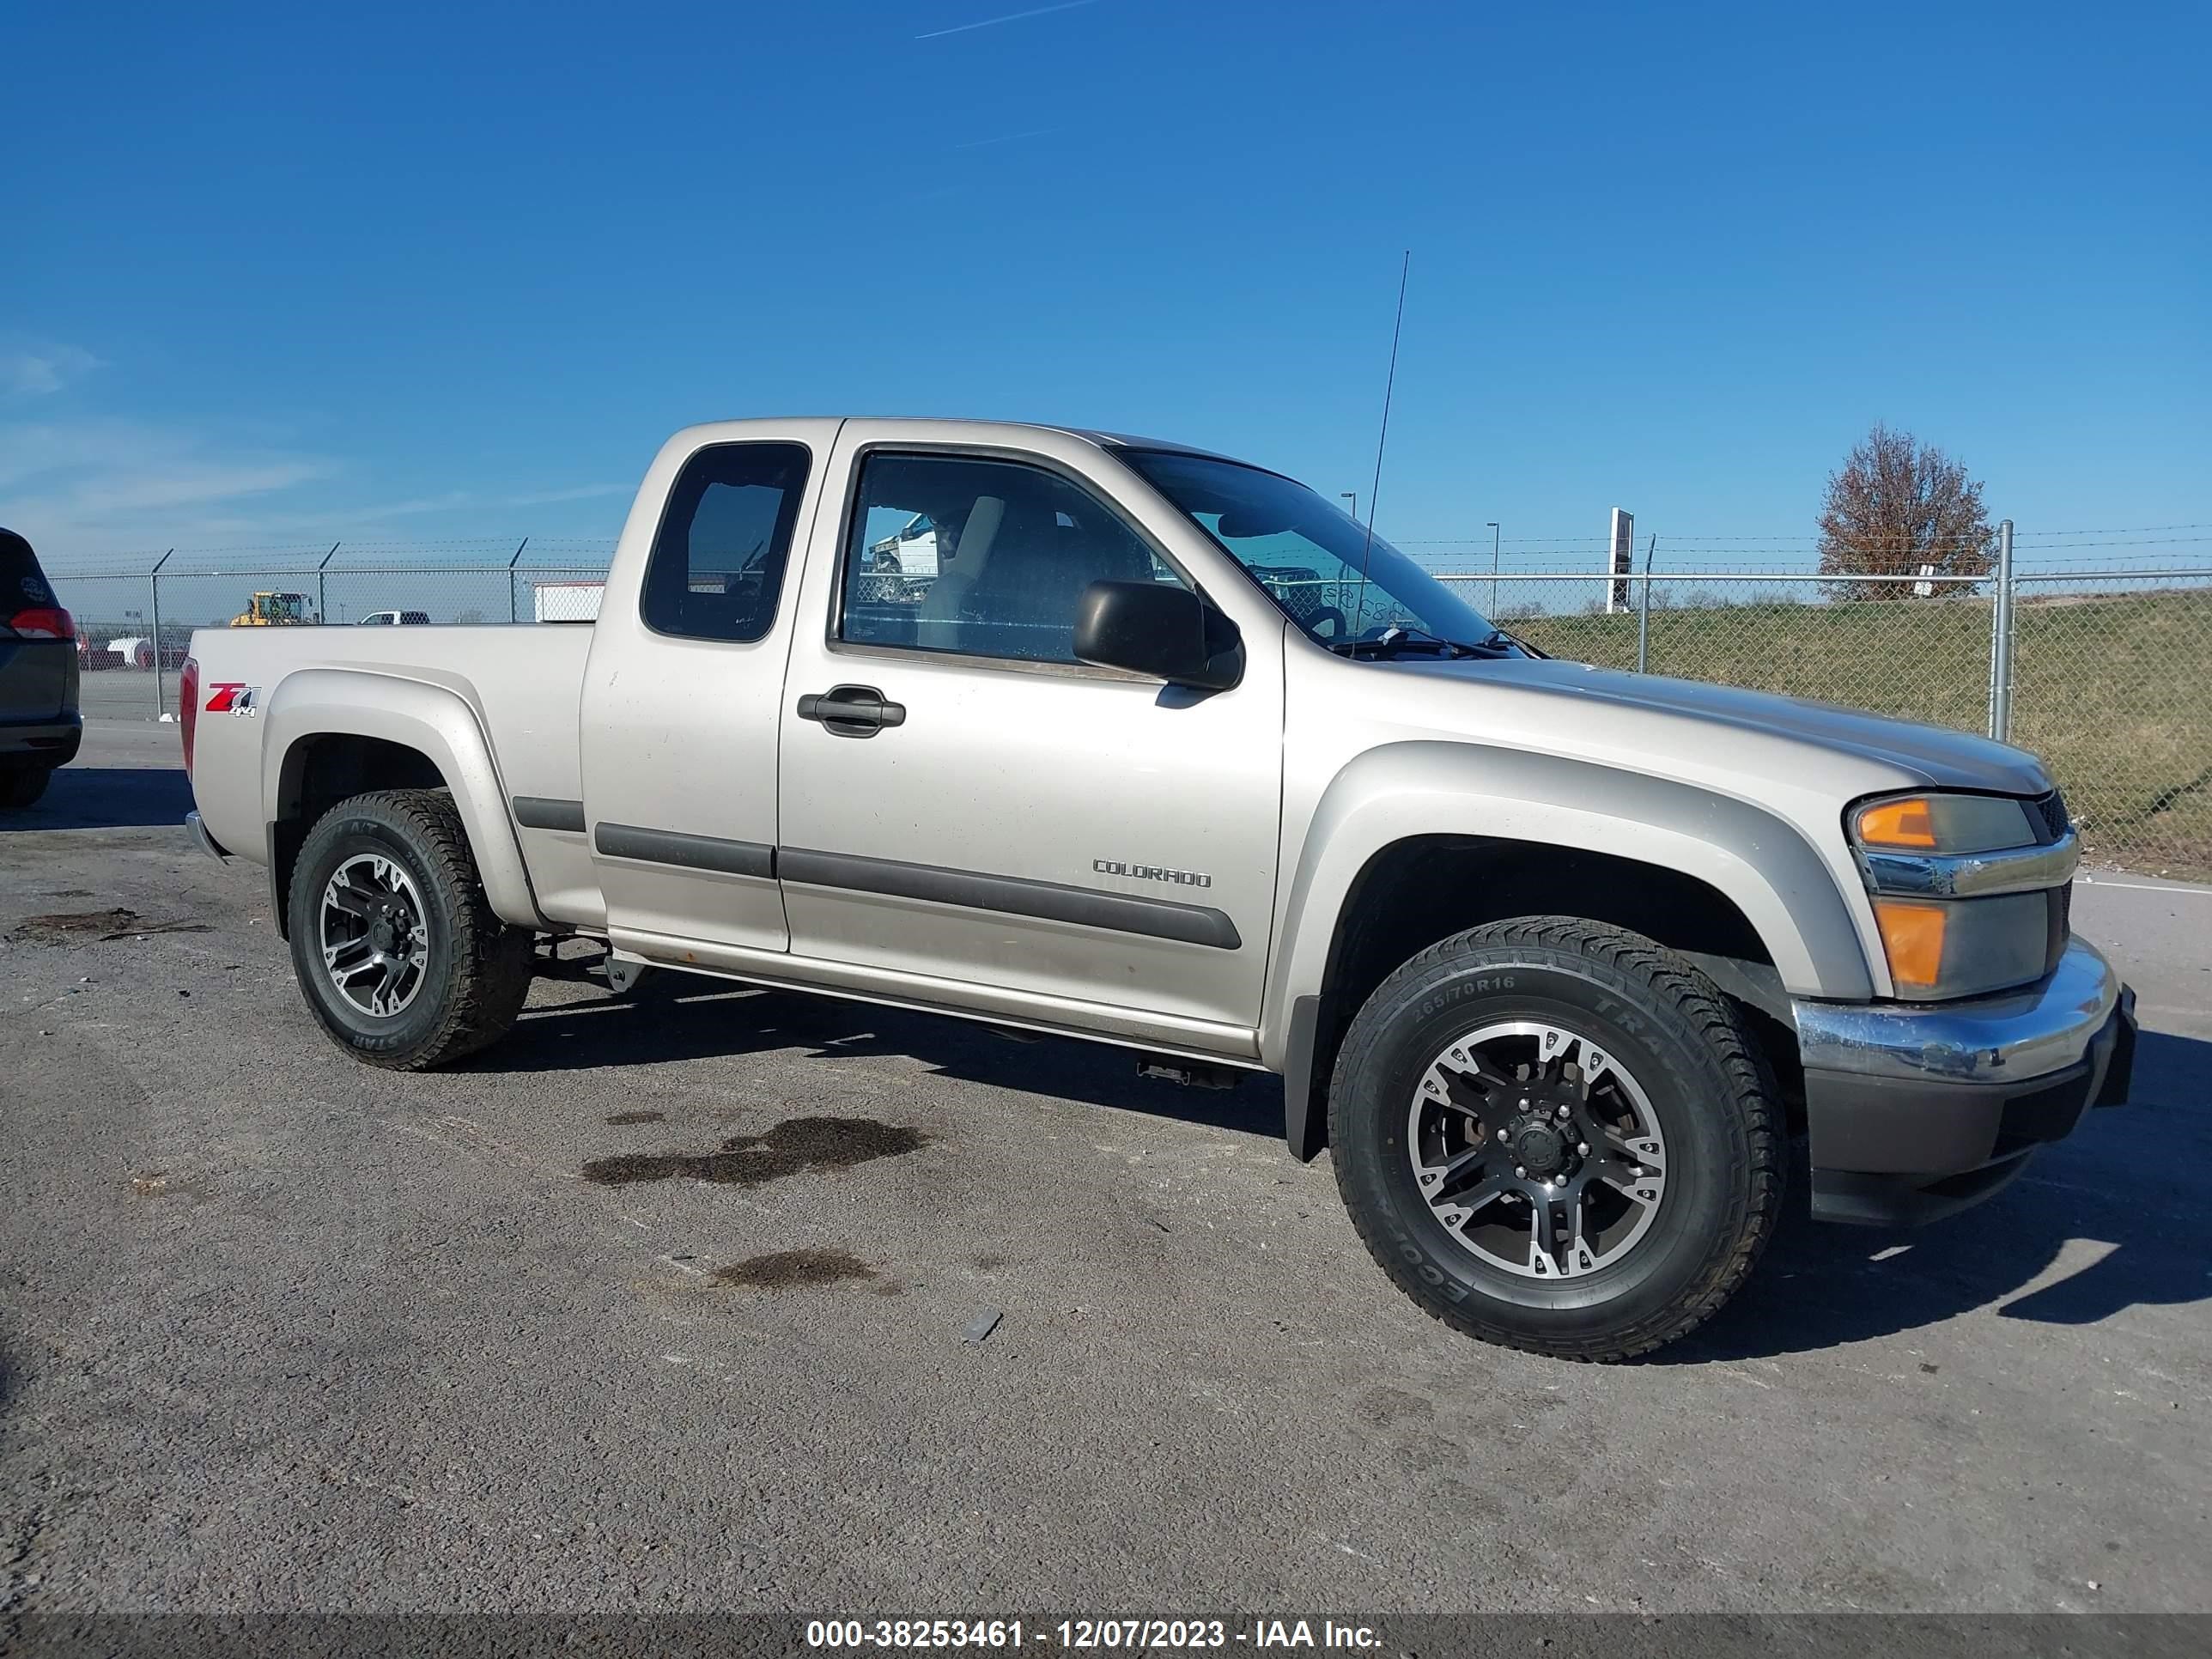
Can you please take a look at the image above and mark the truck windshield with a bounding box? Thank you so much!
[1120,450,1514,655]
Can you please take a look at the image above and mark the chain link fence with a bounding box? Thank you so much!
[1442,556,2211,880]
[2008,571,2212,879]
[53,558,610,722]
[43,538,2212,881]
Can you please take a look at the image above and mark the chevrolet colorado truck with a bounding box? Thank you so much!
[179,419,2136,1360]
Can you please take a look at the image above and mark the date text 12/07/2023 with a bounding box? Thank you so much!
[804,1619,1383,1650]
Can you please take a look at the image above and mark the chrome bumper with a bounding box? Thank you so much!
[1792,935,2119,1086]
[1793,937,2134,1224]
[185,810,232,863]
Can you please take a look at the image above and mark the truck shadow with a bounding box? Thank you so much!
[472,977,1287,1141]
[473,981,2209,1358]
[0,765,193,831]
[1666,1027,2212,1362]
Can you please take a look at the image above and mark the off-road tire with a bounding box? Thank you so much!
[0,765,53,809]
[1328,916,1783,1362]
[287,788,534,1070]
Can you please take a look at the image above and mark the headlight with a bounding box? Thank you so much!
[1852,793,2037,854]
[1848,792,2072,1000]
[1867,891,2054,998]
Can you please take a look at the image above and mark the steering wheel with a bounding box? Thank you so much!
[1307,606,1349,641]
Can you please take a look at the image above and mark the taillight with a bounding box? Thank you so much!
[179,656,200,775]
[3,605,75,640]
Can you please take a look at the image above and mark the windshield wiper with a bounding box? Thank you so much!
[1326,624,1516,660]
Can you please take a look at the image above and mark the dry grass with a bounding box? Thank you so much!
[1509,588,2212,881]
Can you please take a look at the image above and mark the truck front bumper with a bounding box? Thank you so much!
[1793,937,2135,1227]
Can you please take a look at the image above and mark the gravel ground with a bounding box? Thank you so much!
[3,725,2208,1616]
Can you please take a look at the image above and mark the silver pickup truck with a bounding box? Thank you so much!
[180,418,2136,1360]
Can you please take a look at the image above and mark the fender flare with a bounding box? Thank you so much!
[259,667,544,930]
[1262,740,1876,1078]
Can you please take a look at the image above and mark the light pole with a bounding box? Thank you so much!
[1340,491,1358,521]
[1486,522,1501,614]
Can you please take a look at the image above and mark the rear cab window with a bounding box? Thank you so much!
[641,443,811,643]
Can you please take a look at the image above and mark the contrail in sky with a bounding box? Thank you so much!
[951,127,1061,149]
[916,1,1102,41]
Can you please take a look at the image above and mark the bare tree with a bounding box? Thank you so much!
[1818,424,1993,601]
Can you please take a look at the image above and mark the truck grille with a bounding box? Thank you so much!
[2028,789,2070,844]
[2033,791,2073,976]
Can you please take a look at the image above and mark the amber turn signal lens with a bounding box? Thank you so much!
[1873,899,1948,990]
[1857,797,1939,849]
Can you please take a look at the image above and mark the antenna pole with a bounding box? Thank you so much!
[1349,251,1411,635]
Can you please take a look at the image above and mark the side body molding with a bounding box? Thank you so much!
[259,667,545,930]
[1262,741,1876,1073]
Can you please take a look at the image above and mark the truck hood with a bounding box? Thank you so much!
[1388,655,2053,796]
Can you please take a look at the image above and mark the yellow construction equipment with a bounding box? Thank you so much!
[228,591,316,627]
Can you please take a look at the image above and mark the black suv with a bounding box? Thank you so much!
[1,528,81,808]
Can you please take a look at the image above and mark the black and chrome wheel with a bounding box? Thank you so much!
[287,789,534,1070]
[318,852,431,1018]
[1408,1019,1668,1281]
[1329,916,1783,1361]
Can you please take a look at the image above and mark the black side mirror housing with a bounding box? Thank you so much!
[1073,580,1243,691]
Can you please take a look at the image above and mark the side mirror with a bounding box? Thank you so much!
[1073,580,1243,691]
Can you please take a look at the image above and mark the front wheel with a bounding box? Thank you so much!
[287,789,534,1070]
[1328,917,1783,1361]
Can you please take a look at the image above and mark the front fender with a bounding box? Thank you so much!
[260,667,544,929]
[1260,741,1875,1069]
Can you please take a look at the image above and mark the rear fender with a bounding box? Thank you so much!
[260,667,544,929]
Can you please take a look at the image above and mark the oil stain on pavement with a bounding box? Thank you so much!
[711,1248,878,1290]
[580,1115,926,1188]
[8,908,210,943]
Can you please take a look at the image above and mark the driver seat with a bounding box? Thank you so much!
[915,495,1005,652]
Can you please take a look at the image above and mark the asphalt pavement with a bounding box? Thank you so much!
[3,725,2208,1615]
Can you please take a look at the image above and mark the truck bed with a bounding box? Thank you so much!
[184,623,595,920]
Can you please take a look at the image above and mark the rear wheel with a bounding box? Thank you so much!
[1328,916,1783,1361]
[287,789,533,1069]
[0,765,53,809]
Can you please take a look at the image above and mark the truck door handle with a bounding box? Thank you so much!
[796,684,906,738]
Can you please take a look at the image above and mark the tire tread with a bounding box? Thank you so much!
[1327,915,1783,1363]
[0,766,53,809]
[289,788,533,1070]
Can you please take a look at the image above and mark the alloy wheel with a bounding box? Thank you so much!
[318,852,431,1018]
[1405,1020,1668,1279]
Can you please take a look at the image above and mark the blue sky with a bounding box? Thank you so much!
[4,0,2205,568]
